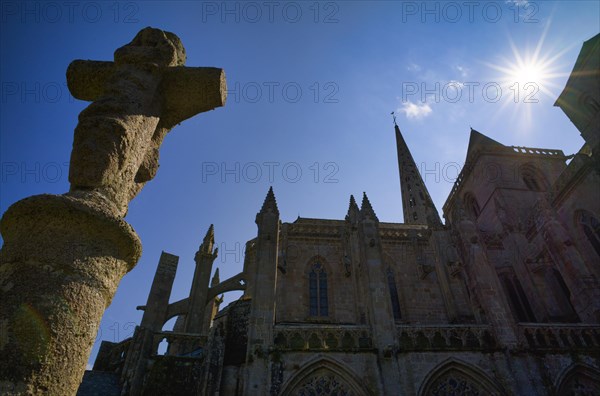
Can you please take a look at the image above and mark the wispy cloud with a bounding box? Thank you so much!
[505,0,529,6]
[407,63,422,72]
[398,101,433,120]
[456,65,469,78]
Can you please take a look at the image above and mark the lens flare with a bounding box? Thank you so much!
[483,21,574,127]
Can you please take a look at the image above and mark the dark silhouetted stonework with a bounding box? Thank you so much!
[80,34,600,395]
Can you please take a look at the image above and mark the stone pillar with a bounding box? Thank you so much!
[535,199,600,322]
[140,252,179,331]
[0,195,141,395]
[243,187,279,395]
[119,252,179,396]
[201,269,222,336]
[453,204,519,347]
[343,195,366,324]
[430,230,459,322]
[185,225,218,335]
[357,193,400,395]
[0,27,226,395]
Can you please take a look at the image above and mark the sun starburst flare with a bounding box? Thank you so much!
[483,21,575,127]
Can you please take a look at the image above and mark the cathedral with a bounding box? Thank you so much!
[79,34,600,395]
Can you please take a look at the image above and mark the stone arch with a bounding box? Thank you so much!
[306,255,332,273]
[280,356,371,396]
[555,363,600,395]
[463,192,480,219]
[520,163,547,191]
[418,358,506,396]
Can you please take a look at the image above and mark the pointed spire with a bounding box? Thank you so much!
[259,186,279,216]
[197,224,216,257]
[345,194,360,222]
[256,186,280,225]
[203,224,214,245]
[211,268,220,286]
[395,123,442,226]
[360,192,378,222]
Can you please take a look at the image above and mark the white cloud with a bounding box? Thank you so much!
[505,0,529,6]
[448,80,464,89]
[407,63,422,72]
[398,101,433,120]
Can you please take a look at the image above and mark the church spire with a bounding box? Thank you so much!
[394,123,442,226]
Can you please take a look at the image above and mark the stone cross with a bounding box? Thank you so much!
[66,26,226,217]
[0,27,226,395]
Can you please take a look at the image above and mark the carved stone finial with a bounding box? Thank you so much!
[359,192,378,222]
[345,194,360,223]
[257,187,279,222]
[211,268,220,286]
[196,224,217,259]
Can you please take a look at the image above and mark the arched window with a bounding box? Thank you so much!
[387,268,402,322]
[547,268,579,323]
[520,163,546,191]
[309,262,328,317]
[420,359,506,396]
[498,270,536,322]
[463,192,480,218]
[578,210,600,257]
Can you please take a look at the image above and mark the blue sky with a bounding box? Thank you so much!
[1,0,598,366]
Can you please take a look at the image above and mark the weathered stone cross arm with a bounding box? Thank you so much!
[64,26,227,218]
[67,60,226,129]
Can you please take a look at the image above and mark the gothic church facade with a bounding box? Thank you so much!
[79,34,600,396]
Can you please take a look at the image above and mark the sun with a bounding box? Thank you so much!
[483,22,574,127]
[512,62,546,85]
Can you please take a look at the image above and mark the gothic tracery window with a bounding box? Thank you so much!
[578,210,600,257]
[422,364,504,396]
[295,375,351,396]
[430,374,484,396]
[309,262,328,317]
[556,365,600,396]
